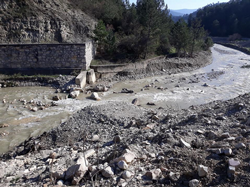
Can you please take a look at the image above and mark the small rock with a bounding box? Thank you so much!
[132,98,139,106]
[228,159,240,168]
[169,172,180,181]
[215,149,223,155]
[70,90,80,98]
[113,135,121,144]
[148,153,156,158]
[207,131,218,139]
[120,152,136,163]
[90,92,101,101]
[246,117,250,125]
[221,132,230,139]
[52,95,60,101]
[83,149,95,158]
[189,179,200,187]
[145,169,162,180]
[102,166,114,178]
[147,102,156,106]
[226,137,236,141]
[223,148,232,156]
[121,88,134,93]
[202,83,209,87]
[65,156,88,180]
[31,107,38,112]
[0,123,9,128]
[235,143,246,149]
[122,170,133,179]
[117,160,128,170]
[50,152,57,159]
[227,166,236,178]
[198,165,208,177]
[196,130,204,134]
[180,138,191,148]
[57,180,64,186]
[91,135,99,141]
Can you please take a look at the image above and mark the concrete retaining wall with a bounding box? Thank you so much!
[0,41,94,74]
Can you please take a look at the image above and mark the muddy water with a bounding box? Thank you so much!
[105,44,250,109]
[0,44,250,154]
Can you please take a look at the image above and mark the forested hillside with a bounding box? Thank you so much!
[195,0,250,37]
[0,0,212,60]
[70,0,212,60]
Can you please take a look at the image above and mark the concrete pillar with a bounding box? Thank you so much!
[75,71,87,88]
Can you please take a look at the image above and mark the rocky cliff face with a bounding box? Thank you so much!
[0,0,96,44]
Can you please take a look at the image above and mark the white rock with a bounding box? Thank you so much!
[102,166,114,178]
[92,134,99,141]
[196,130,204,134]
[189,179,200,187]
[145,169,162,180]
[70,90,80,98]
[226,137,236,141]
[198,165,208,177]
[122,170,133,179]
[90,92,101,101]
[120,152,136,163]
[180,138,191,148]
[117,160,128,170]
[57,180,64,186]
[65,156,88,180]
[83,149,95,158]
[169,172,180,181]
[31,107,38,112]
[228,159,240,168]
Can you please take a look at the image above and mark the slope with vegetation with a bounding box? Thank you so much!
[70,0,213,61]
[195,0,250,38]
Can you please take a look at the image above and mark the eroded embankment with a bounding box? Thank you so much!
[91,50,212,81]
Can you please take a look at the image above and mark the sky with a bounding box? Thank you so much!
[129,0,230,10]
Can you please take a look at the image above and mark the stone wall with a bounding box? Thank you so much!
[0,41,94,74]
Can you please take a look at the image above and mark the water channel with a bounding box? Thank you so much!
[0,44,250,154]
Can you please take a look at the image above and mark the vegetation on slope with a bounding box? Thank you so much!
[195,0,250,38]
[70,0,213,61]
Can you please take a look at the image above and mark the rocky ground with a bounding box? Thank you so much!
[1,92,250,187]
[1,49,250,187]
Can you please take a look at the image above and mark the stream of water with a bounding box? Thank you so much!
[0,44,250,154]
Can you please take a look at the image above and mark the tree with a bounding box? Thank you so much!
[137,0,166,58]
[171,19,190,57]
[189,18,206,57]
[94,20,109,55]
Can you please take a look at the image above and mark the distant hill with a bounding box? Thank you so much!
[196,1,250,37]
[170,9,197,16]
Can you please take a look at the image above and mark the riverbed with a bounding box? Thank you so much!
[0,44,250,154]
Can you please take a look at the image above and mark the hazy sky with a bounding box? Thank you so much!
[129,0,230,10]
